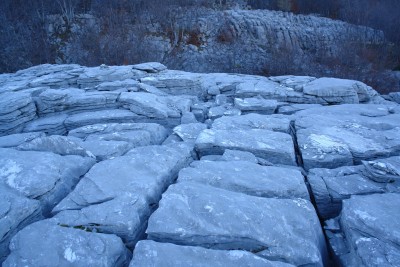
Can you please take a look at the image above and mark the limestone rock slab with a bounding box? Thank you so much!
[0,186,42,263]
[295,104,400,170]
[0,148,95,215]
[337,193,400,266]
[52,143,194,246]
[0,92,36,136]
[195,129,296,165]
[3,220,131,267]
[178,160,309,200]
[146,182,327,266]
[64,109,139,130]
[130,240,294,267]
[212,113,292,133]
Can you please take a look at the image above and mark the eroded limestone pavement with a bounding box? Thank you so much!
[0,62,399,266]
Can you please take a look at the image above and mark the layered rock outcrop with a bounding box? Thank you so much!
[0,63,399,266]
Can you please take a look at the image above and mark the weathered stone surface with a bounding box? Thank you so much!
[178,160,309,200]
[234,97,278,114]
[335,193,400,266]
[77,140,130,161]
[308,155,400,220]
[132,62,167,73]
[207,104,241,119]
[0,185,42,263]
[295,104,400,170]
[195,129,296,165]
[362,156,400,183]
[64,109,139,130]
[17,135,94,158]
[0,92,36,136]
[212,113,292,133]
[172,123,207,142]
[68,123,168,146]
[77,65,145,88]
[221,149,259,163]
[22,114,68,135]
[146,182,327,266]
[278,103,322,115]
[0,132,45,148]
[95,79,139,91]
[302,78,360,104]
[140,70,203,96]
[0,148,95,216]
[3,220,131,267]
[35,88,120,115]
[130,240,294,267]
[52,143,193,247]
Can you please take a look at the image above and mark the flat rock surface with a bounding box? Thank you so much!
[0,148,95,215]
[52,143,193,246]
[146,182,327,266]
[212,113,292,133]
[295,104,400,170]
[130,240,294,267]
[178,160,309,200]
[3,220,131,267]
[338,193,400,266]
[195,129,296,165]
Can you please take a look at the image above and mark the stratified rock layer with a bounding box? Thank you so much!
[0,63,398,265]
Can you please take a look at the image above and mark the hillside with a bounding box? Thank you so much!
[1,1,399,93]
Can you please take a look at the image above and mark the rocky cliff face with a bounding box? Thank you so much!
[0,63,399,266]
[43,8,398,93]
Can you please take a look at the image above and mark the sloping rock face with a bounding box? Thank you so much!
[0,63,399,266]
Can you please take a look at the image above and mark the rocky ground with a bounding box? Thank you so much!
[0,62,399,266]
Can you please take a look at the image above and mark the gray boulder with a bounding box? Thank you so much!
[119,92,195,127]
[130,240,294,267]
[172,123,207,142]
[362,156,400,183]
[0,148,95,216]
[302,78,360,104]
[207,104,241,120]
[308,166,386,220]
[195,129,296,165]
[0,185,42,263]
[234,97,278,114]
[52,143,194,247]
[295,104,400,170]
[132,62,167,73]
[336,193,400,266]
[3,220,131,267]
[140,70,203,96]
[178,160,309,200]
[146,182,327,266]
[308,155,400,220]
